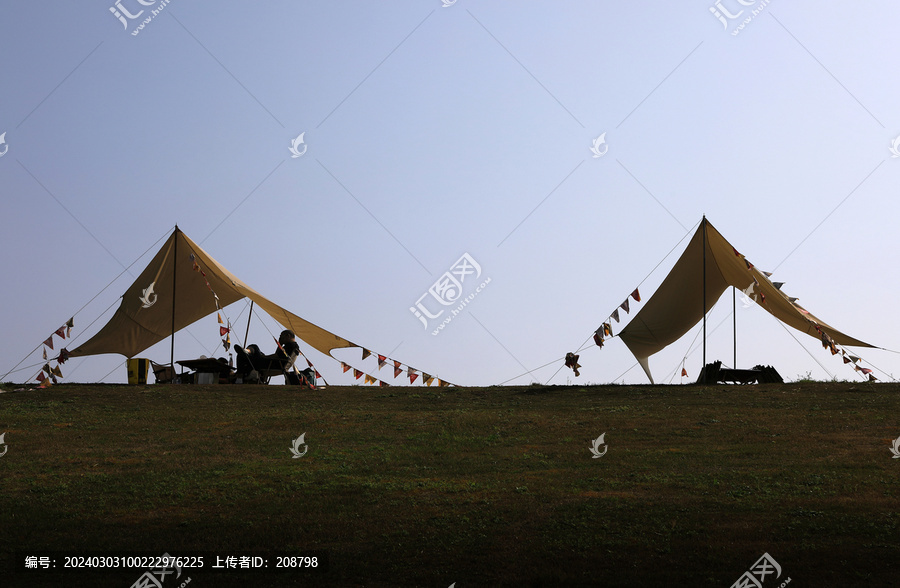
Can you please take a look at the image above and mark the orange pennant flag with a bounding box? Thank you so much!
[364,374,375,384]
[424,373,434,386]
[681,367,688,377]
[218,313,224,324]
[51,365,62,378]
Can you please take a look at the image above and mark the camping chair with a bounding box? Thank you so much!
[150,361,176,384]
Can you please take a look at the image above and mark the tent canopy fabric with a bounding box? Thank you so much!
[70,228,355,359]
[618,218,872,383]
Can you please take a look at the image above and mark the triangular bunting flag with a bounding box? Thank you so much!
[219,326,230,337]
[602,322,612,338]
[744,259,754,270]
[58,348,70,364]
[354,369,363,380]
[315,370,322,379]
[66,317,74,328]
[364,374,375,385]
[593,329,604,348]
[773,282,784,290]
[218,313,224,324]
[424,373,434,386]
[341,362,351,373]
[620,299,630,314]
[42,363,52,375]
[377,355,387,369]
[611,309,619,323]
[36,372,46,383]
[631,288,641,302]
[762,271,773,277]
[379,380,390,387]
[44,336,54,351]
[55,326,66,339]
[843,356,851,364]
[43,347,47,360]
[51,365,62,378]
[849,356,860,363]
[732,246,741,257]
[409,371,419,384]
[681,367,688,377]
[394,364,402,378]
[361,348,371,361]
[868,373,877,382]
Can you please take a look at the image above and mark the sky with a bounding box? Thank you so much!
[1,0,898,387]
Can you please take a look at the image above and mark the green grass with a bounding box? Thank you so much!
[1,382,898,586]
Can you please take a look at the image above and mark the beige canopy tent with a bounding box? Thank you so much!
[71,227,356,362]
[618,217,873,383]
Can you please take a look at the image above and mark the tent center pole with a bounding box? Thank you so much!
[733,286,737,369]
[243,300,254,347]
[702,217,707,384]
[171,226,178,371]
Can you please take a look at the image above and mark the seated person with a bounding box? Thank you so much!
[234,330,313,387]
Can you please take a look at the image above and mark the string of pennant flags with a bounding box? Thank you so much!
[565,288,641,378]
[34,317,74,387]
[729,246,878,382]
[340,348,454,387]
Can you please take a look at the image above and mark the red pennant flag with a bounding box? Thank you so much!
[379,380,389,387]
[377,355,387,369]
[858,367,873,374]
[58,348,70,364]
[758,292,766,304]
[36,372,46,383]
[220,326,230,336]
[361,348,371,361]
[611,309,620,323]
[55,326,66,339]
[341,362,351,373]
[631,288,641,302]
[354,369,363,380]
[732,246,741,257]
[681,368,688,377]
[744,259,754,270]
[315,370,322,379]
[44,336,54,351]
[409,371,419,384]
[620,299,630,314]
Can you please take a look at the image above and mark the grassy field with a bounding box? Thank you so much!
[0,381,898,587]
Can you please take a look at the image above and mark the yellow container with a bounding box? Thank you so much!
[127,358,149,385]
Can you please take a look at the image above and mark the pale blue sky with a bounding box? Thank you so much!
[2,1,897,385]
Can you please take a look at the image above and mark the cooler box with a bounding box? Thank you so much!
[127,358,149,385]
